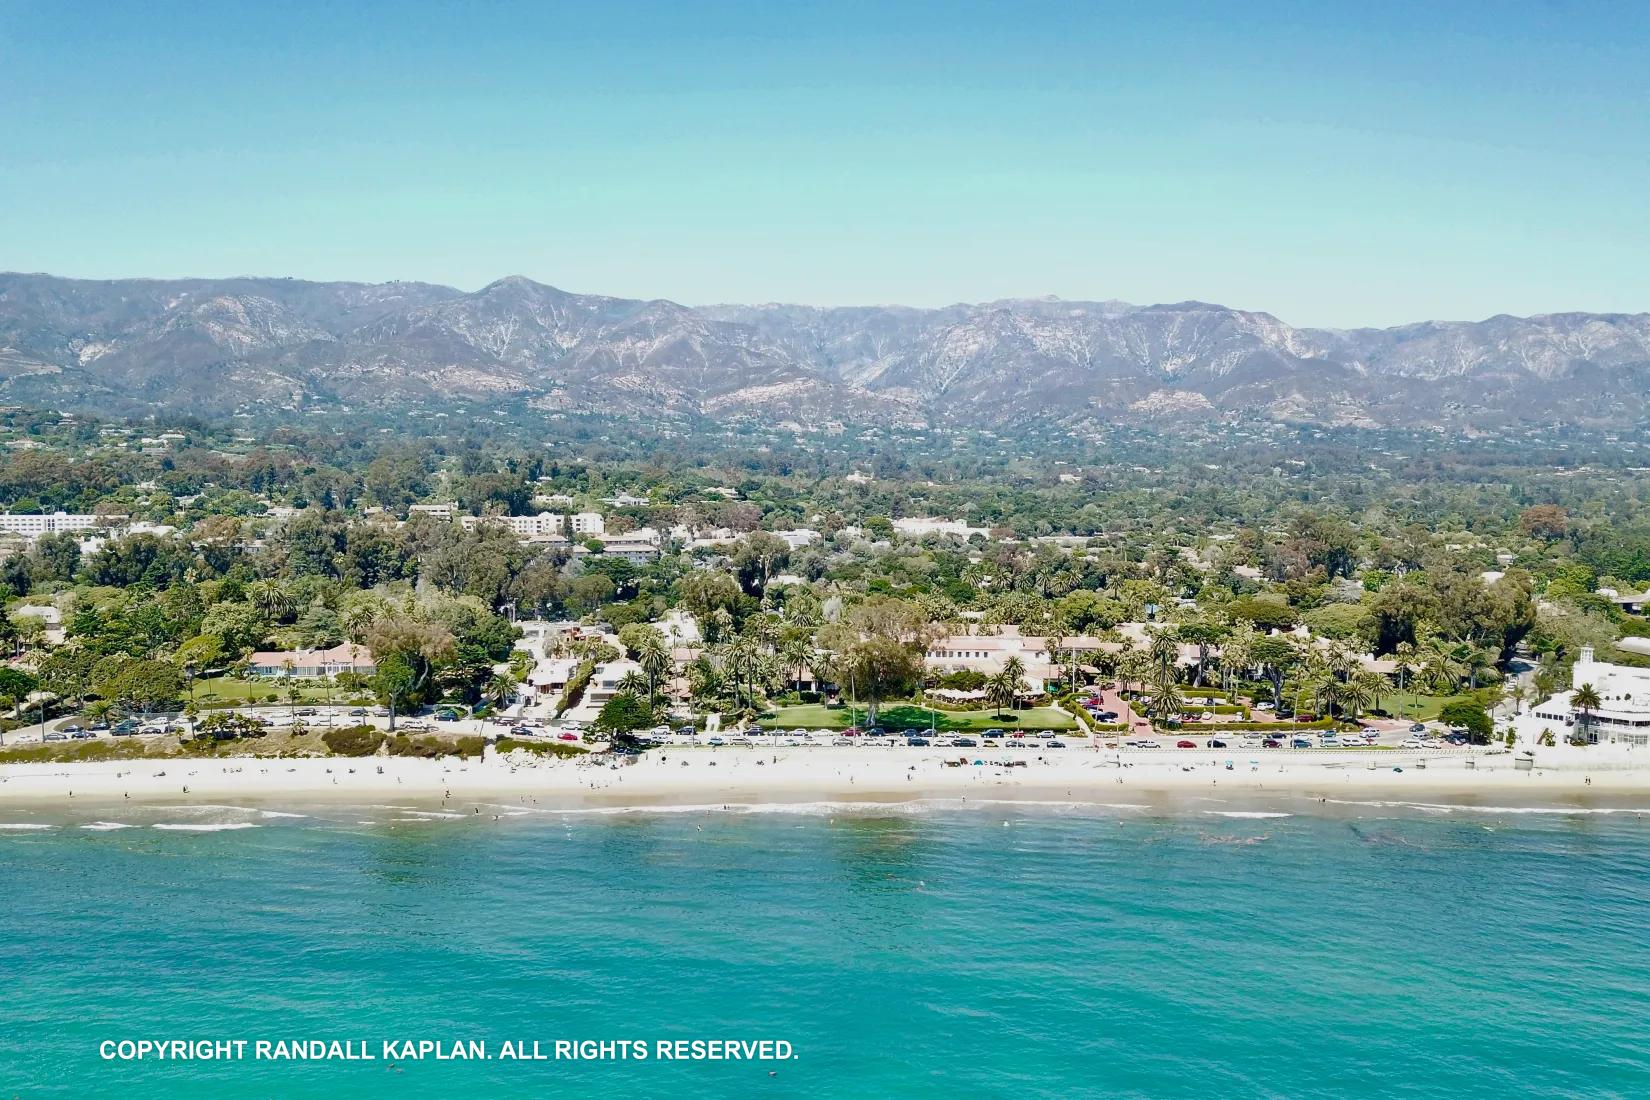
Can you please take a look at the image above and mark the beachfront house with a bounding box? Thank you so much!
[247,644,377,679]
[1513,646,1650,747]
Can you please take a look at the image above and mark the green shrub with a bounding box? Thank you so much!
[322,724,386,757]
[494,737,587,758]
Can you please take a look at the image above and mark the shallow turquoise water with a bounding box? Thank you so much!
[2,799,1648,1097]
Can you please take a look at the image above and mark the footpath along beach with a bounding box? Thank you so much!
[2,746,1647,814]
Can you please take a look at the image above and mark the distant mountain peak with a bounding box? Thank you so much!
[1,271,1647,430]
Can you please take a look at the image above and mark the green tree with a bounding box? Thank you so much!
[594,690,653,735]
[1571,682,1602,745]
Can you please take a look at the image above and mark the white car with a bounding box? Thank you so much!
[1399,737,1425,748]
[1132,740,1162,750]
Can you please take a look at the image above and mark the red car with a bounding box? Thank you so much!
[1263,738,1282,748]
[558,732,579,741]
[1176,740,1196,749]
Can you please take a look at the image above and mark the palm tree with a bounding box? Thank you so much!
[1000,656,1027,710]
[780,636,816,695]
[1463,645,1496,692]
[1392,640,1417,694]
[637,635,672,709]
[484,672,519,713]
[985,668,1018,719]
[247,580,294,623]
[617,668,649,699]
[1572,682,1602,744]
[1218,631,1252,695]
[1145,667,1184,728]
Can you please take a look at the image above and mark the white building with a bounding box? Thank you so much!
[570,512,605,536]
[409,502,458,520]
[460,512,565,537]
[893,517,990,539]
[1514,647,1650,747]
[0,511,123,538]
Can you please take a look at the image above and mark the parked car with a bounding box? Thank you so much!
[1262,738,1283,749]
[1176,740,1197,749]
[951,737,978,748]
[1291,737,1315,749]
[831,738,852,746]
[348,708,367,716]
[44,731,67,742]
[71,730,93,740]
[906,737,931,747]
[706,735,725,746]
[1047,741,1067,749]
[1399,737,1425,748]
[1409,723,1426,733]
[295,708,318,717]
[1208,738,1231,749]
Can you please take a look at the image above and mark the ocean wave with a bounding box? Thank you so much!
[1204,811,1293,819]
[152,822,262,832]
[547,798,1156,818]
[1327,799,1650,816]
[80,821,135,831]
[258,810,308,819]
[0,822,54,830]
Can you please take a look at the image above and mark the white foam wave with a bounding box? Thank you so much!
[1328,799,1650,816]
[258,810,307,819]
[80,821,135,831]
[0,822,54,830]
[1204,811,1293,819]
[152,822,261,832]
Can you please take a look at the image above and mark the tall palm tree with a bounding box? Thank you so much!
[1145,667,1184,728]
[636,635,672,709]
[985,668,1018,719]
[1572,682,1602,744]
[1218,631,1252,695]
[780,636,817,695]
[1000,656,1027,710]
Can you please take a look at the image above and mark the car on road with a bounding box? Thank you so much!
[1047,741,1067,749]
[1262,738,1282,749]
[951,737,978,748]
[1399,737,1425,748]
[1208,738,1231,749]
[44,731,67,741]
[296,708,318,717]
[831,738,852,746]
[1176,740,1197,748]
[71,730,93,740]
[1291,738,1314,749]
[1409,723,1426,733]
[706,735,725,746]
[347,708,367,716]
[906,737,931,747]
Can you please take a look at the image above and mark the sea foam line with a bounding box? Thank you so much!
[152,822,261,832]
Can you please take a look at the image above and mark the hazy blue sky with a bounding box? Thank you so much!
[2,0,1646,327]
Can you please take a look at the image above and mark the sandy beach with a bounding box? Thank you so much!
[3,746,1647,816]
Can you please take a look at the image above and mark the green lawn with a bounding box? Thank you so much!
[760,702,1075,732]
[1371,691,1456,722]
[190,676,372,708]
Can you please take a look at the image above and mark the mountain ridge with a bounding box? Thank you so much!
[3,271,1648,430]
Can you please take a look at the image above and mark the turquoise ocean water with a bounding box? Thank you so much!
[2,797,1648,1098]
